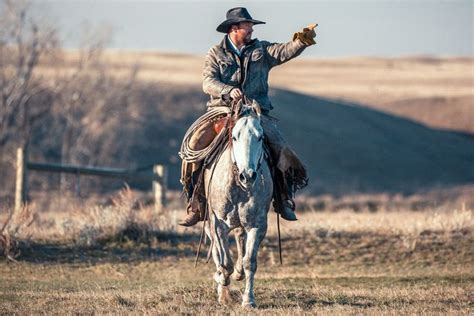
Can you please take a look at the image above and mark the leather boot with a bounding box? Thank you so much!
[179,162,205,227]
[179,208,201,226]
[179,190,207,227]
[271,168,298,221]
[280,199,297,221]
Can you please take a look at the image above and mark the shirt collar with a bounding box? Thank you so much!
[227,35,245,56]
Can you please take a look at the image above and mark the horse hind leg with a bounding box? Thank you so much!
[242,226,267,308]
[232,226,246,281]
[207,216,234,304]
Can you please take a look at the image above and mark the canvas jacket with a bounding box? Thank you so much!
[203,36,308,112]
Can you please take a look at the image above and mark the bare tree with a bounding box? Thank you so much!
[0,0,58,150]
[51,37,140,191]
[0,0,140,194]
[0,0,57,258]
[53,29,139,168]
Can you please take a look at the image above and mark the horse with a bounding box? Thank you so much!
[203,102,273,308]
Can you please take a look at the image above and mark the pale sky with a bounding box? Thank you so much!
[32,0,473,57]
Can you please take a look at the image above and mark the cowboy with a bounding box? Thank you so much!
[179,7,316,226]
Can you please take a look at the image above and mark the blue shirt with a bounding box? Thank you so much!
[227,35,245,57]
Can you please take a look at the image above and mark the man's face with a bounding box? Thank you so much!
[231,22,254,44]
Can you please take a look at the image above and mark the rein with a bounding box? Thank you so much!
[194,98,283,267]
[230,143,265,191]
[229,100,266,190]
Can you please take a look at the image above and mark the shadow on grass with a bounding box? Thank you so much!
[5,226,472,268]
[9,231,203,264]
[259,291,376,310]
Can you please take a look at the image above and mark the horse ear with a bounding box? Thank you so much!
[251,100,262,116]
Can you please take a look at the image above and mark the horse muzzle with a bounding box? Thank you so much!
[239,169,257,188]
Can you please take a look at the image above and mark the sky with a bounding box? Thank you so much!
[31,0,473,57]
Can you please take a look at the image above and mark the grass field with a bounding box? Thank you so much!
[1,192,472,313]
[1,26,473,314]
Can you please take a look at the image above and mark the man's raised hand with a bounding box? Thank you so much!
[293,23,318,46]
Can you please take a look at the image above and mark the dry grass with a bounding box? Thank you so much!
[0,189,473,313]
[1,270,471,313]
[282,205,473,236]
[2,188,472,244]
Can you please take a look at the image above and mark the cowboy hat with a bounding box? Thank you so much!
[216,7,265,33]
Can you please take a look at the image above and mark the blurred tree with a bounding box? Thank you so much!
[0,0,58,150]
[0,0,140,196]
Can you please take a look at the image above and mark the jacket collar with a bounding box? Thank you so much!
[220,36,257,53]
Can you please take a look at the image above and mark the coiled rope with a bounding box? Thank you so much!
[179,106,232,163]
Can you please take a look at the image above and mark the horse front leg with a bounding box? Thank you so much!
[233,226,246,281]
[242,225,267,308]
[207,214,234,304]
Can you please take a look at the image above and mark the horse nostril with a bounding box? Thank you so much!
[249,170,257,182]
[239,173,246,183]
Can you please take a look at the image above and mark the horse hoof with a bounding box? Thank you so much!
[242,301,256,308]
[242,295,256,308]
[232,270,245,281]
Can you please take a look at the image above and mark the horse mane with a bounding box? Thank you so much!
[227,99,262,145]
[232,99,262,120]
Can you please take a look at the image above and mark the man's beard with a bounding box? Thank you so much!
[244,34,252,44]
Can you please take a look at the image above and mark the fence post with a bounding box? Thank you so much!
[153,165,167,213]
[14,147,28,212]
[75,171,81,197]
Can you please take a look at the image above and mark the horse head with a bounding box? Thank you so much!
[231,100,265,189]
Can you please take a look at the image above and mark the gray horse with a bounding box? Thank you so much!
[204,103,273,308]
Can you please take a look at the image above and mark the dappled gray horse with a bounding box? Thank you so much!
[204,104,273,308]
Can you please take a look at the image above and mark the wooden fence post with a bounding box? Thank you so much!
[153,165,167,213]
[14,147,28,212]
[75,171,81,197]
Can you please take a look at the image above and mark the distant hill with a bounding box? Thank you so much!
[117,83,474,195]
[270,88,474,194]
[3,53,471,198]
[40,52,474,133]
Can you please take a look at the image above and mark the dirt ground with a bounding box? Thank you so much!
[1,202,472,313]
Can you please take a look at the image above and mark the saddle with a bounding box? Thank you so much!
[213,117,228,134]
[179,106,233,218]
[180,100,303,221]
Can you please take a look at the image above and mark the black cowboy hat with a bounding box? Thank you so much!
[216,7,265,33]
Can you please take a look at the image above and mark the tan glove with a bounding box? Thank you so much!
[293,23,318,46]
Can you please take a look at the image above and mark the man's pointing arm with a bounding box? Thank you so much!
[263,23,318,68]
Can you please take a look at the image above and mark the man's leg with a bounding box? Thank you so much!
[179,120,218,226]
[261,115,308,221]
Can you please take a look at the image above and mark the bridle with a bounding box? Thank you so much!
[229,100,265,190]
[230,136,265,190]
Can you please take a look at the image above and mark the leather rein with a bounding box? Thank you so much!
[228,100,266,190]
